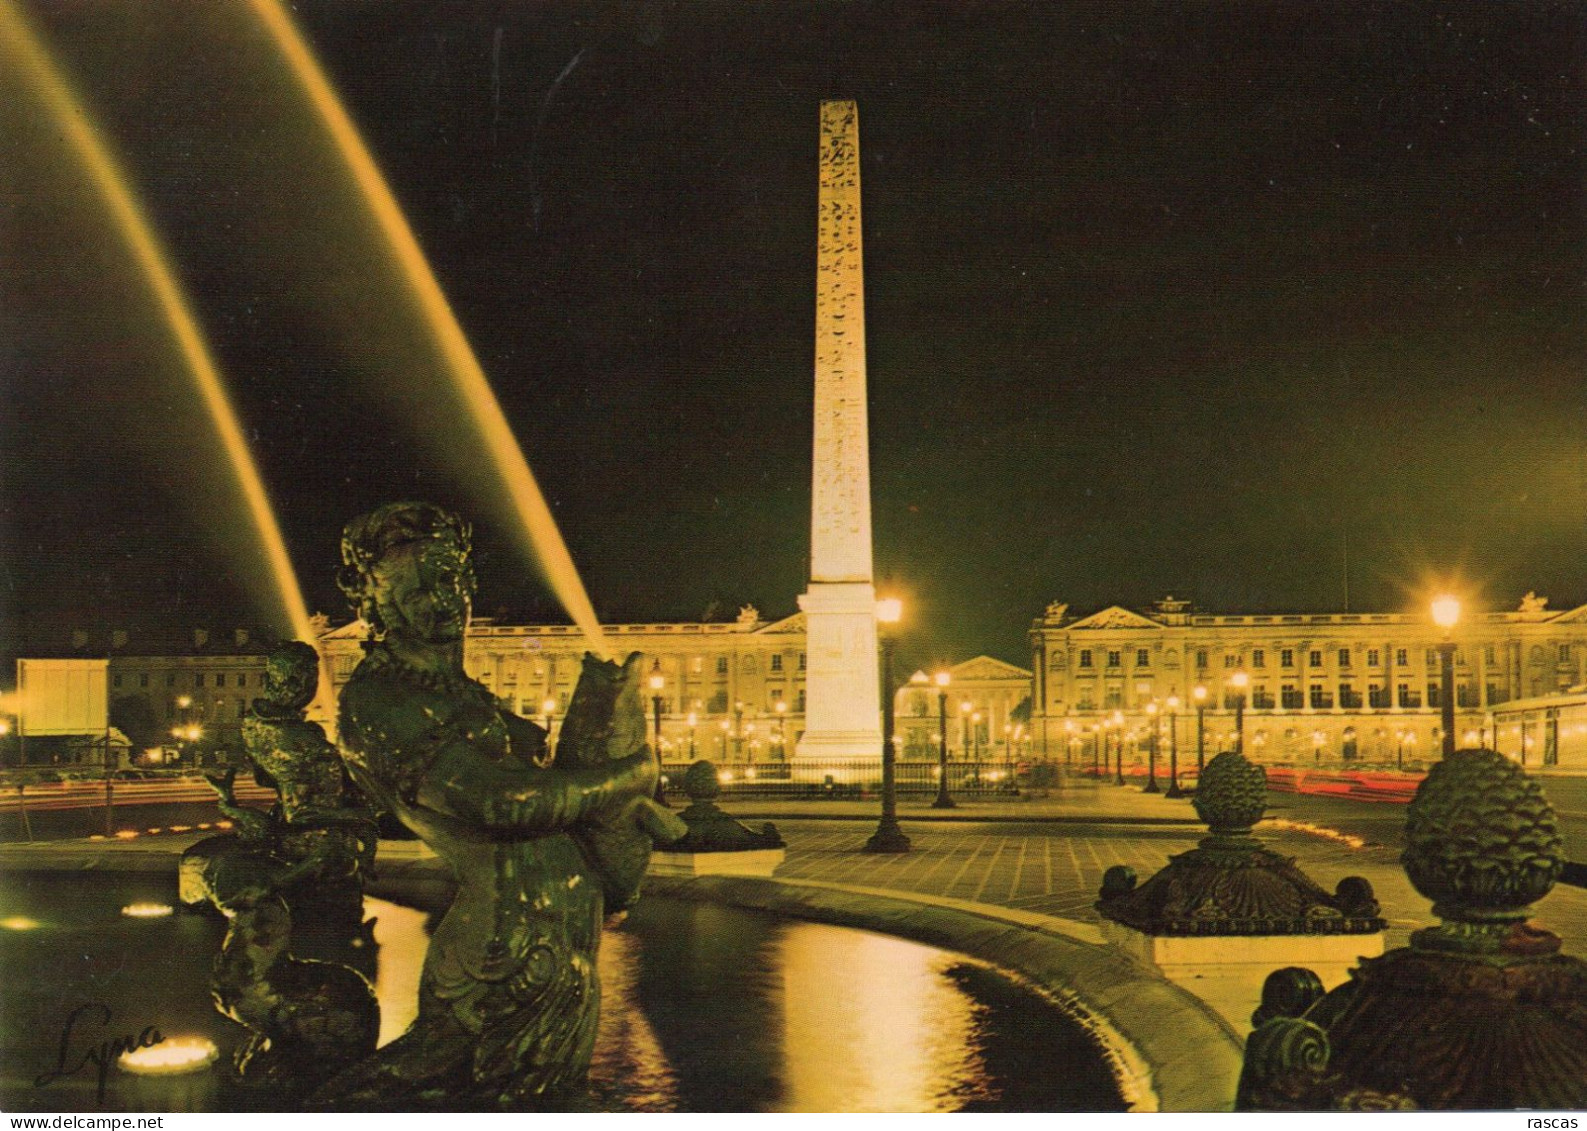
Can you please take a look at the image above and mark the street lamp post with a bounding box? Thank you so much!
[1112,710,1125,785]
[1143,702,1161,793]
[648,674,665,753]
[933,671,955,809]
[733,701,745,760]
[687,711,698,759]
[775,699,788,760]
[1432,594,1461,760]
[541,697,557,744]
[866,597,910,853]
[1193,684,1208,777]
[1165,695,1185,798]
[1229,671,1250,756]
[648,673,668,805]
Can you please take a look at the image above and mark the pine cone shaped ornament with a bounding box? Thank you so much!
[1194,751,1269,837]
[1403,748,1562,928]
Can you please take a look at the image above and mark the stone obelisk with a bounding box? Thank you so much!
[795,101,883,767]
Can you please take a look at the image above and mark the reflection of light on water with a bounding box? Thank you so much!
[365,896,428,1047]
[592,923,679,1110]
[0,916,41,931]
[780,926,984,1112]
[118,1037,218,1075]
[121,903,175,919]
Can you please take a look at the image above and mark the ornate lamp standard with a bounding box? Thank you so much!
[733,700,745,760]
[541,696,557,743]
[1111,709,1126,785]
[687,710,698,759]
[1090,723,1101,777]
[647,673,669,805]
[1193,684,1208,777]
[932,671,956,809]
[718,720,730,759]
[1143,701,1161,792]
[865,597,910,853]
[1165,694,1185,798]
[1229,670,1250,756]
[1432,594,1461,759]
[775,699,788,760]
[648,672,666,754]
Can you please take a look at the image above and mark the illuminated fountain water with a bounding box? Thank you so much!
[246,0,611,659]
[0,1,331,705]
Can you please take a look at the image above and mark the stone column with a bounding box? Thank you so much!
[796,101,883,766]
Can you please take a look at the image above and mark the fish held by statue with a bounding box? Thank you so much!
[554,651,686,910]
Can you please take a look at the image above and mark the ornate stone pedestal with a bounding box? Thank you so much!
[1097,751,1384,1029]
[1239,748,1587,1110]
[649,761,786,877]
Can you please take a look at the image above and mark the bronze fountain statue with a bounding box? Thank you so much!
[179,639,382,1094]
[313,501,683,1109]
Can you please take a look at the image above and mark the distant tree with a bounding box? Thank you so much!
[110,694,159,749]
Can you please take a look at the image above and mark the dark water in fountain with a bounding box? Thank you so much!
[0,873,1126,1113]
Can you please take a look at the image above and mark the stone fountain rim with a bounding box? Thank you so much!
[640,872,1245,1113]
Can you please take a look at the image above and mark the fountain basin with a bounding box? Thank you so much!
[1,870,1129,1113]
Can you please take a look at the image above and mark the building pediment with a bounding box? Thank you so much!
[1066,606,1163,631]
[319,618,368,641]
[951,655,1032,682]
[756,612,808,635]
[1547,603,1587,624]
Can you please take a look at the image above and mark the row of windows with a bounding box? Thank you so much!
[113,671,250,690]
[1078,644,1578,672]
[160,696,249,721]
[490,652,807,682]
[652,689,806,714]
[1074,680,1533,712]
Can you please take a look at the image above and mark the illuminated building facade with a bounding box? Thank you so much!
[1028,593,1587,767]
[11,628,267,764]
[319,605,811,763]
[893,657,1033,762]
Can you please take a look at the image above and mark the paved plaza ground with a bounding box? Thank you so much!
[10,777,1587,957]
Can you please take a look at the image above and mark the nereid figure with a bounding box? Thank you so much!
[317,502,680,1108]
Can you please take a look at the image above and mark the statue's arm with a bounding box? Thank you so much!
[417,743,654,833]
[341,679,651,834]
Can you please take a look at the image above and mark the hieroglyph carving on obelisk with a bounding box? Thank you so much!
[796,101,883,765]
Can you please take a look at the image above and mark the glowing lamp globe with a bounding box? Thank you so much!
[1432,595,1461,631]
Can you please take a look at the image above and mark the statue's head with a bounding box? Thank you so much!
[262,641,320,712]
[337,503,476,644]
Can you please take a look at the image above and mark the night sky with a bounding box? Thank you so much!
[2,0,1582,673]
